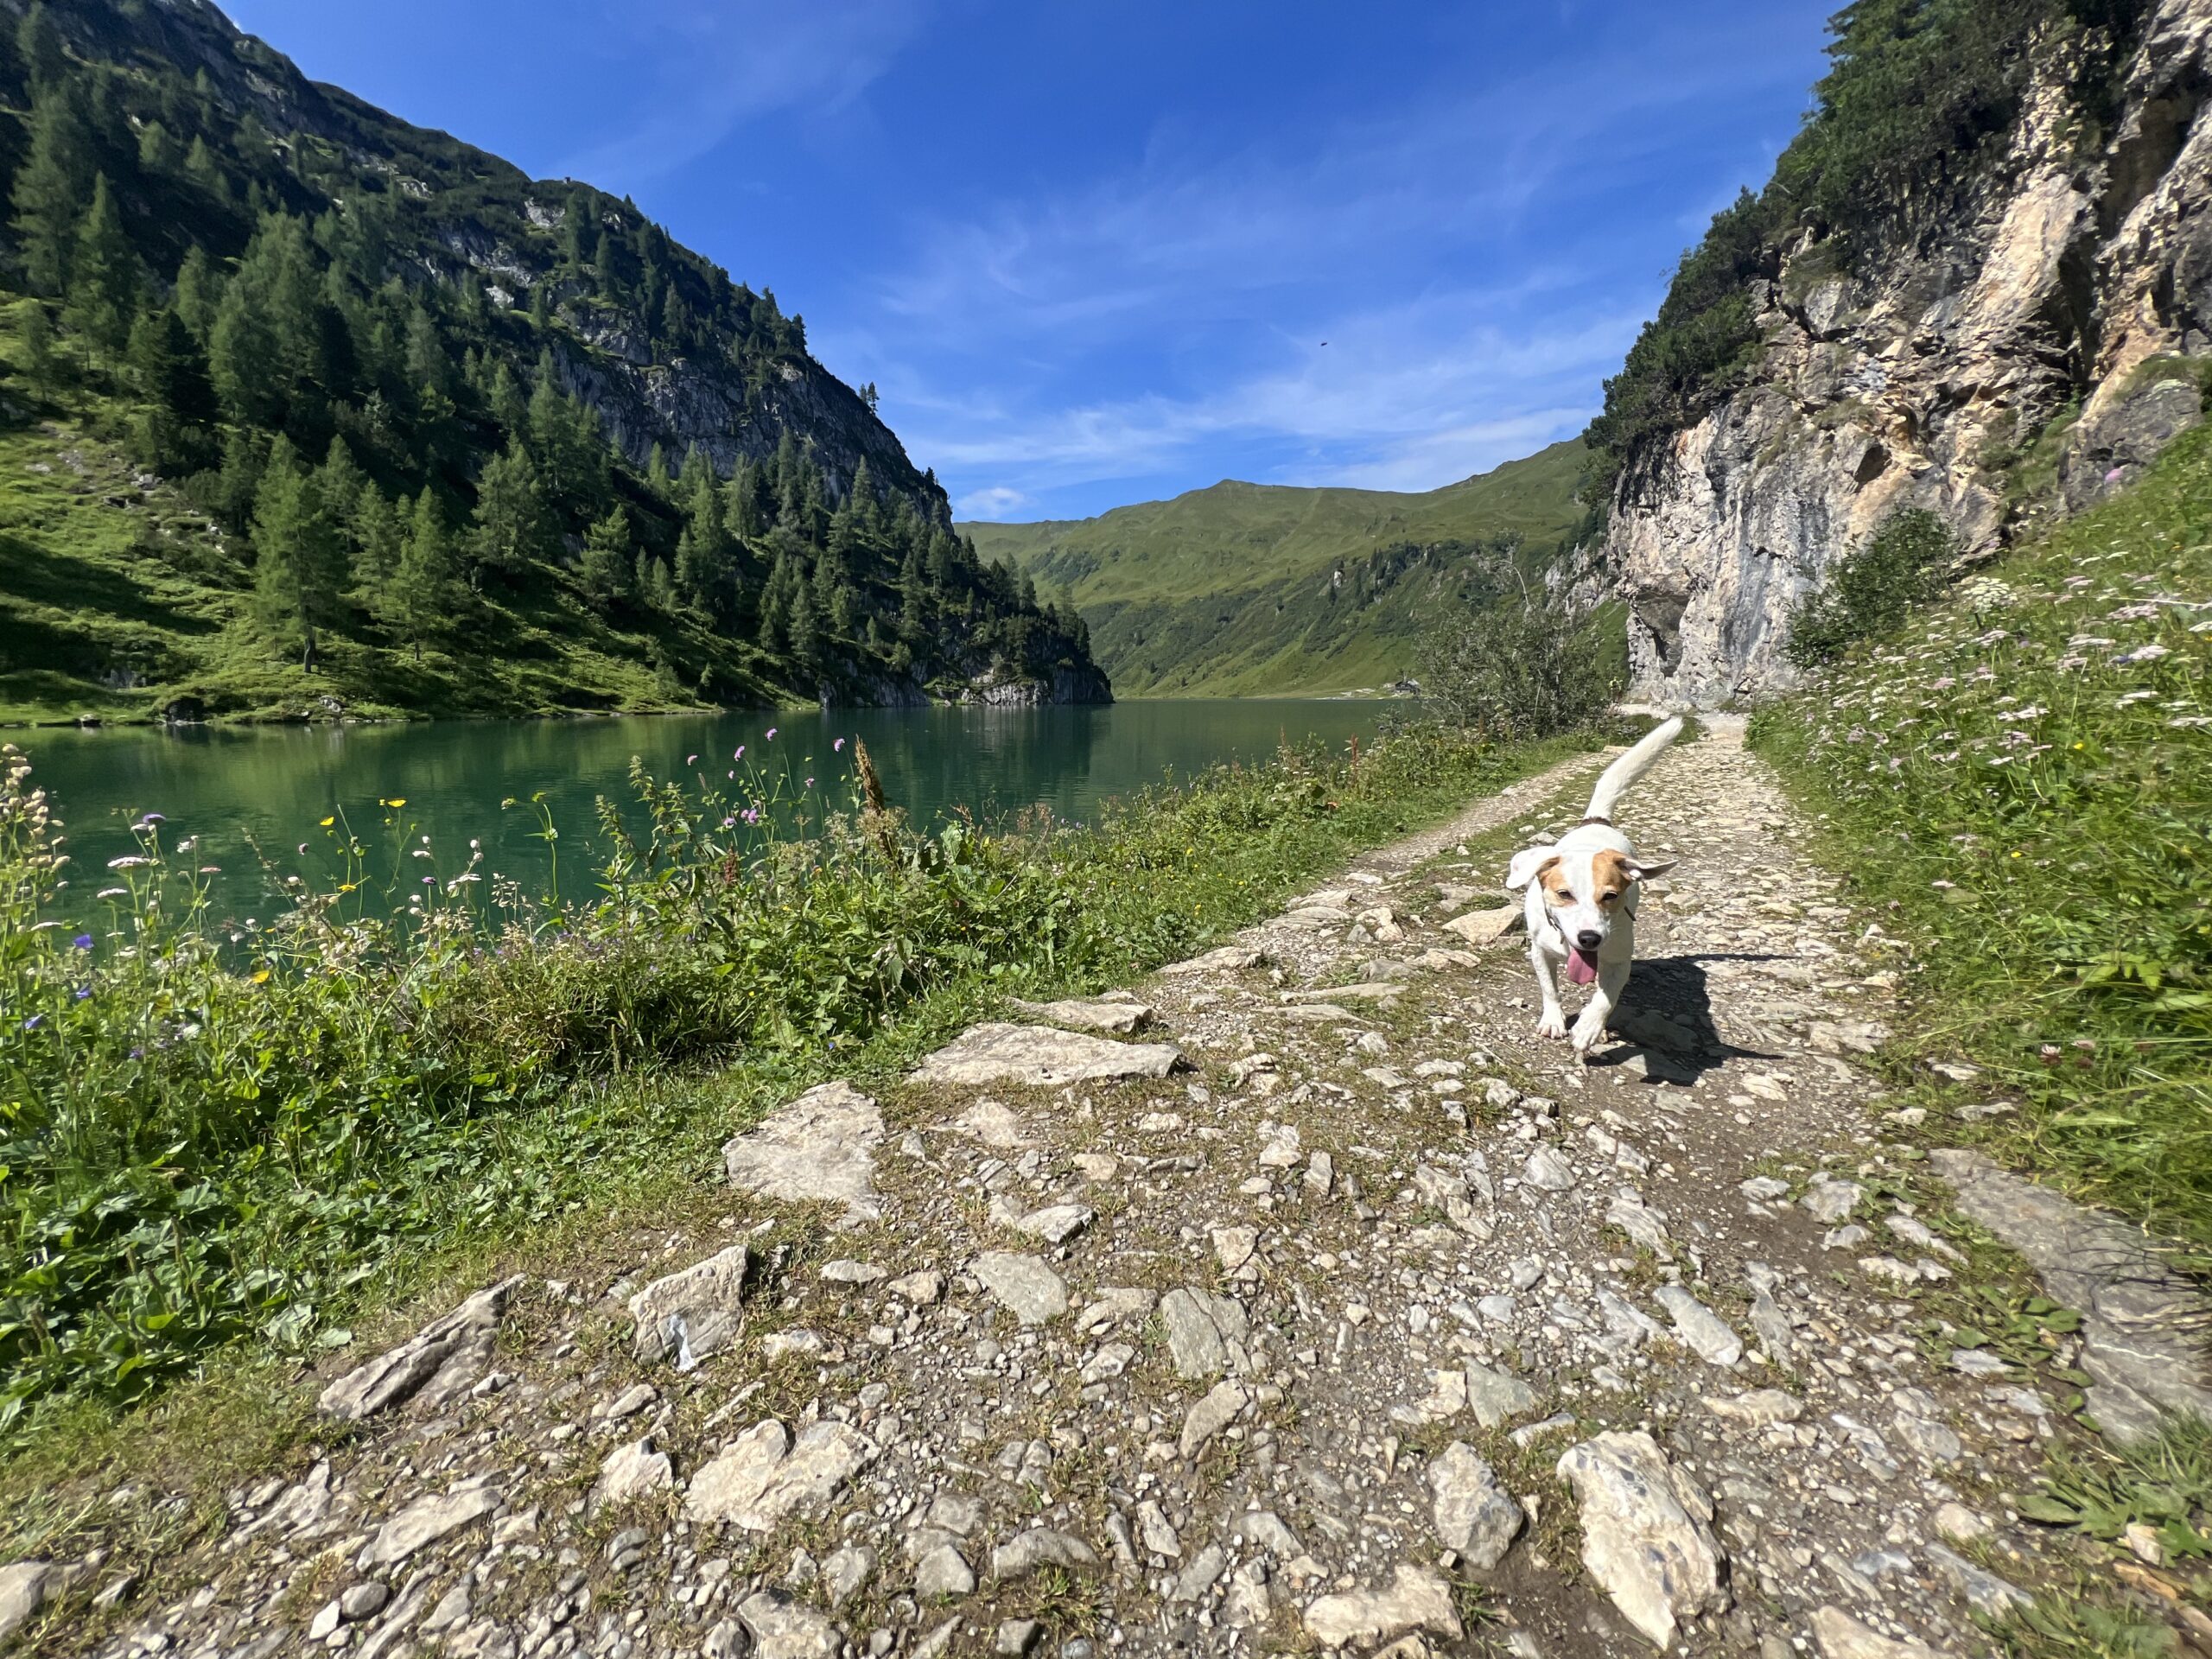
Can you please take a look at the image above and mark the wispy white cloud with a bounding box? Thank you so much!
[954,485,1035,519]
[552,0,931,187]
[840,6,1821,515]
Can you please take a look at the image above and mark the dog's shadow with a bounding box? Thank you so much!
[1586,951,1788,1084]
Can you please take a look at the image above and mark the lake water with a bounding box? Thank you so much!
[16,700,1390,924]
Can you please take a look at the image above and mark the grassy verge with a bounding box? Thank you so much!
[0,720,1609,1453]
[1748,421,2212,1261]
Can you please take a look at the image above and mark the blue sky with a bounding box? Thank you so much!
[223,0,1836,521]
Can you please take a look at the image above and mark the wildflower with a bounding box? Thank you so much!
[834,737,846,751]
[320,816,334,828]
[20,1014,40,1031]
[107,855,149,868]
[73,986,90,1001]
[805,777,815,789]
[72,932,91,950]
[687,753,699,765]
[137,812,164,825]
[734,747,745,760]
[96,887,124,899]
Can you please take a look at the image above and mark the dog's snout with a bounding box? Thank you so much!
[1575,929,1603,950]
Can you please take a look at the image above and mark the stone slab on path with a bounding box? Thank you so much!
[910,1022,1186,1088]
[1006,997,1155,1034]
[1932,1147,2212,1443]
[723,1081,886,1223]
[318,1275,524,1421]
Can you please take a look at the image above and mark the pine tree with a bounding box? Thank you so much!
[252,437,346,672]
[173,245,218,340]
[353,483,403,594]
[17,4,63,92]
[388,489,455,662]
[18,302,55,391]
[581,507,632,602]
[213,427,264,531]
[488,360,527,438]
[898,546,929,639]
[65,175,139,355]
[127,306,216,423]
[645,442,672,499]
[11,85,92,296]
[471,440,556,576]
[789,562,822,666]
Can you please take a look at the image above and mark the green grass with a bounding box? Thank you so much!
[961,440,1587,696]
[0,717,1609,1436]
[1748,421,2212,1259]
[1991,1421,2212,1656]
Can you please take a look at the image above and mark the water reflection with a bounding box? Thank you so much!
[22,701,1388,924]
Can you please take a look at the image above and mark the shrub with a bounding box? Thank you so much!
[1416,601,1623,741]
[1784,506,1955,668]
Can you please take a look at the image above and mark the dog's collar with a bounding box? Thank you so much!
[1577,815,1612,827]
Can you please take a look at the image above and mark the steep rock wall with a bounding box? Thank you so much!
[1603,0,2212,704]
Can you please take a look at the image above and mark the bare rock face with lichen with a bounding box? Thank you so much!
[1581,0,2212,705]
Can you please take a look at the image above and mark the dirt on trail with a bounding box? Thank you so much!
[14,719,2207,1659]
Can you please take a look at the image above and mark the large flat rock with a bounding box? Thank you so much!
[1557,1430,1728,1649]
[686,1420,874,1530]
[910,1022,1185,1088]
[1932,1147,2212,1443]
[723,1081,886,1222]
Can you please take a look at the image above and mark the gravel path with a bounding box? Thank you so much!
[17,721,2207,1659]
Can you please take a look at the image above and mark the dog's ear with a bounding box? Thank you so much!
[1505,848,1556,891]
[1626,856,1677,881]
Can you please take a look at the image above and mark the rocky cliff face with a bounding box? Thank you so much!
[1599,0,2212,705]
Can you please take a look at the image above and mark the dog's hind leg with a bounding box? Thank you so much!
[1532,941,1568,1040]
[1571,958,1631,1056]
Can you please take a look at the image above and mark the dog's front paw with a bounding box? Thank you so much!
[1569,1014,1605,1056]
[1535,1010,1569,1041]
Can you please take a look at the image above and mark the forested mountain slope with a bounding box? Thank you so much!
[1576,0,2212,704]
[964,440,1586,696]
[0,0,1105,721]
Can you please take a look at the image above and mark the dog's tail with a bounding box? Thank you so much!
[1584,715,1684,823]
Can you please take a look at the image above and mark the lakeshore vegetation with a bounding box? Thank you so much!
[0,716,1608,1430]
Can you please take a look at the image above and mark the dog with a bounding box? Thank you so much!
[1504,715,1683,1055]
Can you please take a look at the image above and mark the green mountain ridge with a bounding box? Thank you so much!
[0,0,1105,723]
[963,439,1587,696]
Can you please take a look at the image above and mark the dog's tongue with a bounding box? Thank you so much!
[1567,945,1599,985]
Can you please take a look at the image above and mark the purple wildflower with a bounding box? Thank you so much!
[766,728,778,741]
[72,932,91,950]
[834,737,846,752]
[73,986,90,1001]
[687,753,699,765]
[21,1014,40,1031]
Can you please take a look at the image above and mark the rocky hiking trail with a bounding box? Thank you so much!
[15,721,2212,1659]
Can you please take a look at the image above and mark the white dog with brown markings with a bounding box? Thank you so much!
[1505,715,1683,1055]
